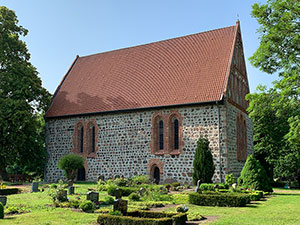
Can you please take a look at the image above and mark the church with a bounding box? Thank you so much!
[44,21,253,184]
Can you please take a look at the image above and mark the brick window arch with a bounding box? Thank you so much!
[73,119,98,157]
[151,113,165,155]
[167,111,183,155]
[236,113,247,161]
[73,121,85,154]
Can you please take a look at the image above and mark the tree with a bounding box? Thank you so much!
[247,0,300,180]
[58,154,84,181]
[238,155,272,192]
[192,137,215,184]
[0,6,51,180]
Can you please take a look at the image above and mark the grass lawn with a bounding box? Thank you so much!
[1,183,300,225]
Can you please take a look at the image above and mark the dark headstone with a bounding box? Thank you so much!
[31,182,39,192]
[115,188,122,199]
[113,199,128,215]
[87,191,99,203]
[0,196,7,206]
[68,186,75,195]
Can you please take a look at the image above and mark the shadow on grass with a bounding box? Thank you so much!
[273,193,300,196]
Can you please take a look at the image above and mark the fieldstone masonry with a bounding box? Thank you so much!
[45,102,253,184]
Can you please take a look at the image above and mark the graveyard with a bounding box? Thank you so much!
[1,177,300,224]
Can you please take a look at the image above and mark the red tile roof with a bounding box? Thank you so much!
[46,22,239,118]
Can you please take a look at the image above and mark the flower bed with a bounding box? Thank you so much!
[97,210,187,225]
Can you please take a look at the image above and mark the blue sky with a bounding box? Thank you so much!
[2,0,278,94]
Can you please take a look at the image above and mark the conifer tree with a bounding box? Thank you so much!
[192,137,215,184]
[238,155,273,192]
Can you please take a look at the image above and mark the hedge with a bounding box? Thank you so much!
[0,188,19,195]
[107,186,139,197]
[199,183,229,191]
[189,192,250,207]
[97,210,187,225]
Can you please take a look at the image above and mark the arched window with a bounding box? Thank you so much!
[79,126,84,153]
[159,120,164,150]
[236,114,247,161]
[91,126,95,153]
[87,125,95,154]
[174,119,179,150]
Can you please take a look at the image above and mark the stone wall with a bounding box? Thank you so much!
[225,101,254,178]
[45,102,251,184]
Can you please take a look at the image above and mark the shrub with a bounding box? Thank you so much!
[188,192,250,207]
[0,202,3,219]
[48,180,68,203]
[238,155,273,192]
[58,154,84,181]
[114,178,132,187]
[172,182,180,188]
[107,186,138,197]
[225,173,236,186]
[200,183,229,191]
[50,184,58,189]
[104,196,115,205]
[79,200,95,213]
[192,137,215,184]
[0,188,19,195]
[109,210,122,216]
[132,175,150,184]
[129,193,140,201]
[69,199,81,208]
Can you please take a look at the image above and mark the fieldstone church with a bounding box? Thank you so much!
[44,21,253,184]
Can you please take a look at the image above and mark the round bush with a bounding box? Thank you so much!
[58,154,84,181]
[0,202,4,219]
[129,193,140,201]
[79,200,95,213]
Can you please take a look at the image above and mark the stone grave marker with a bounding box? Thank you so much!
[0,196,7,206]
[87,191,99,203]
[68,186,75,195]
[31,182,39,192]
[113,188,128,215]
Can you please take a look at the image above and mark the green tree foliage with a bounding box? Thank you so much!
[0,6,51,180]
[58,154,84,181]
[0,202,3,219]
[247,0,300,180]
[238,155,273,192]
[192,137,215,184]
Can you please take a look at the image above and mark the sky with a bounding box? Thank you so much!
[1,0,278,94]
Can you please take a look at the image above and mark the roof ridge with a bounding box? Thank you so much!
[79,25,235,59]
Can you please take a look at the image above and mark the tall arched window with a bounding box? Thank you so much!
[80,126,84,153]
[91,126,95,153]
[159,120,164,150]
[174,119,179,150]
[236,114,247,161]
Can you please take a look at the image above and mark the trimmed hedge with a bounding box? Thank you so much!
[108,186,139,197]
[0,188,19,195]
[189,192,250,207]
[199,183,229,191]
[97,210,187,225]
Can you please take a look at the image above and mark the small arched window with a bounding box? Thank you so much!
[174,119,179,150]
[91,126,95,153]
[159,120,164,150]
[236,114,247,161]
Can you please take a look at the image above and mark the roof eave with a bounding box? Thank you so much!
[45,98,224,120]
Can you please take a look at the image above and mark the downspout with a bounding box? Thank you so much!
[216,100,223,183]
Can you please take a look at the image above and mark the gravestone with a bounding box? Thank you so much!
[195,179,201,193]
[31,182,39,192]
[98,175,105,181]
[0,196,7,206]
[87,191,99,203]
[68,186,75,195]
[113,188,128,215]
